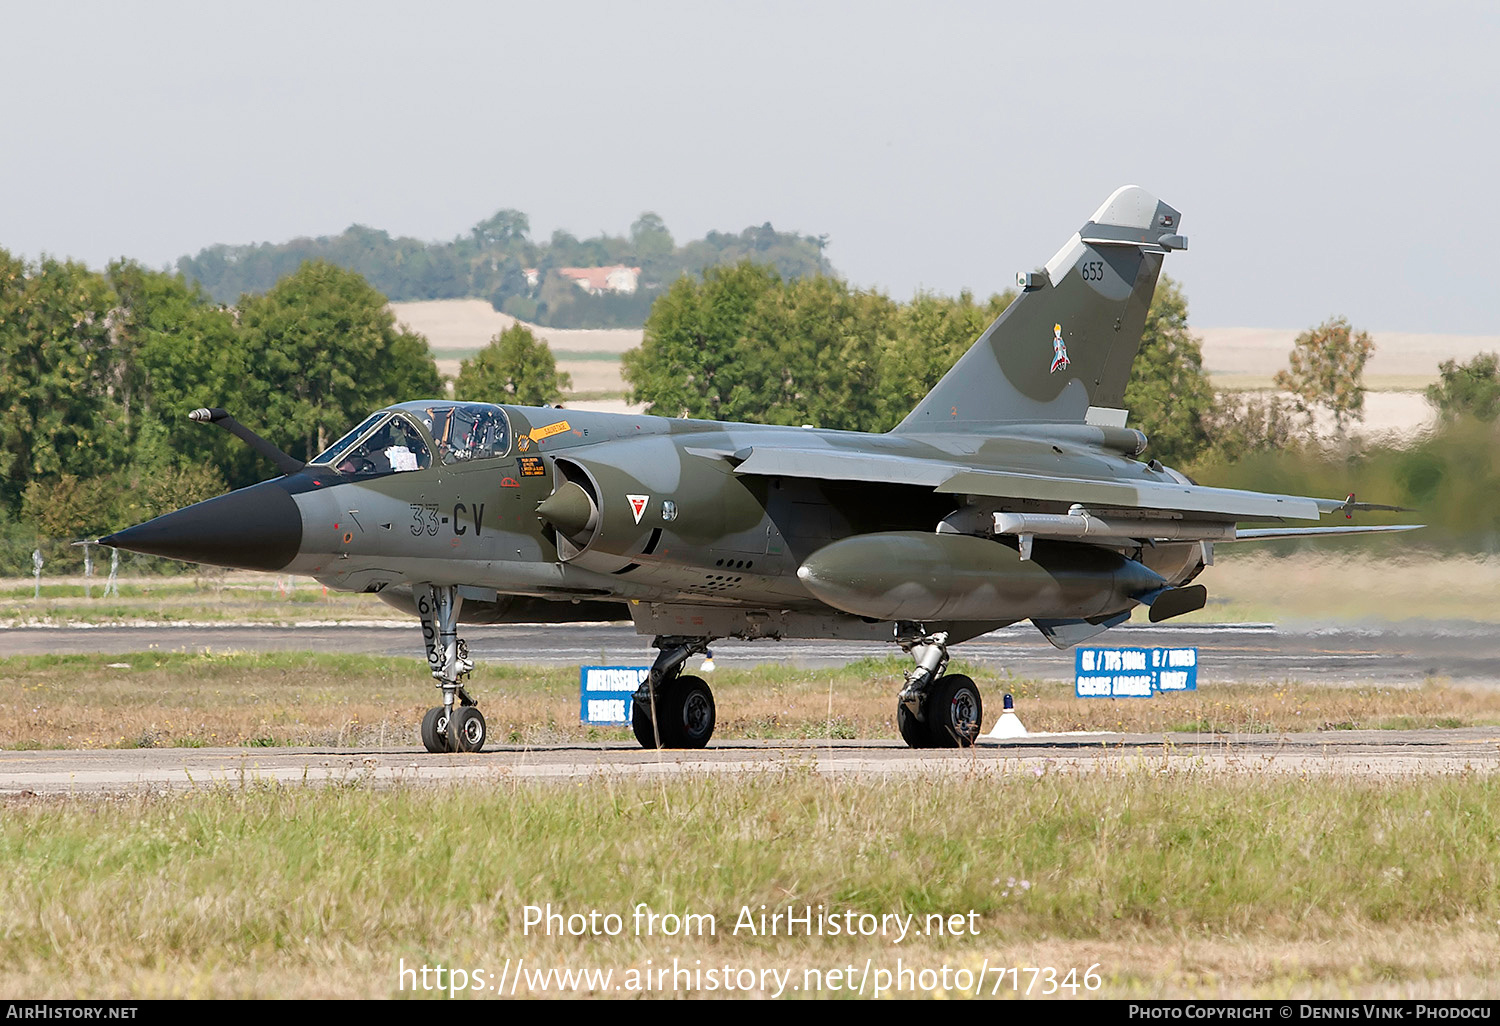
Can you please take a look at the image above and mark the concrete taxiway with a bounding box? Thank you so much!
[2,729,1496,795]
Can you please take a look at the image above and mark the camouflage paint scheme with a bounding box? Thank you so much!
[102,187,1416,749]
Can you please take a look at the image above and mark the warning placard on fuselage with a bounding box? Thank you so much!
[1075,647,1197,698]
[580,666,649,724]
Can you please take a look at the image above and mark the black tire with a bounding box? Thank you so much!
[631,674,717,749]
[663,674,716,749]
[420,706,451,753]
[631,689,659,749]
[925,673,983,748]
[448,706,486,753]
[896,701,934,749]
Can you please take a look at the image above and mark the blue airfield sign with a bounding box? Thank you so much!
[1075,646,1198,698]
[580,666,649,724]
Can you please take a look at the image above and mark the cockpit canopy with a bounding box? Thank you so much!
[310,402,511,477]
[414,402,511,465]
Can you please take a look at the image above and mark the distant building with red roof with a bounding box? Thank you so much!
[557,265,641,295]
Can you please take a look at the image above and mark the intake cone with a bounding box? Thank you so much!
[536,481,599,546]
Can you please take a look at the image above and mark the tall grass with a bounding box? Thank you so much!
[1,772,1496,997]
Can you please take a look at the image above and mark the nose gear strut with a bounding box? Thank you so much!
[416,583,484,752]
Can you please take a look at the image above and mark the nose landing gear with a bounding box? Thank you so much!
[416,583,485,753]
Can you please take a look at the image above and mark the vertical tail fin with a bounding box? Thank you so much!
[894,185,1185,433]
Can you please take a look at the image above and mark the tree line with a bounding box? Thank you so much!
[177,210,834,331]
[621,262,1500,549]
[619,264,1394,467]
[0,253,442,570]
[5,247,1500,575]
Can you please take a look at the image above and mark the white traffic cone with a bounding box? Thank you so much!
[699,649,716,673]
[985,693,1028,739]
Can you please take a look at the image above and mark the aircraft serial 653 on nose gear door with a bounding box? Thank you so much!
[102,186,1418,753]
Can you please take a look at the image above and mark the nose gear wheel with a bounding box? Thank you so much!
[415,583,484,753]
[448,706,487,753]
[420,706,451,753]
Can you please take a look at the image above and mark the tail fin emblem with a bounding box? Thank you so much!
[1050,323,1070,374]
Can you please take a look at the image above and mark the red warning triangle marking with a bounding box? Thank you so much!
[627,494,649,524]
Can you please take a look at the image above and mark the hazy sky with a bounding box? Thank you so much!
[3,1,1497,333]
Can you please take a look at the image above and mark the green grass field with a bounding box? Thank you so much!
[2,772,1497,998]
[3,652,1499,751]
[0,576,401,625]
[3,636,1498,998]
[3,554,1496,998]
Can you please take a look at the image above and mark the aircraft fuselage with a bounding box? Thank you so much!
[264,403,1203,633]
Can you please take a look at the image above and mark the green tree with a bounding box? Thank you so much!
[622,262,782,421]
[739,274,893,431]
[178,210,839,329]
[876,290,1012,428]
[453,324,572,405]
[1121,276,1216,467]
[104,262,252,485]
[626,266,1013,431]
[1275,315,1375,435]
[630,211,677,291]
[20,463,224,544]
[236,261,443,461]
[471,209,531,251]
[114,461,228,530]
[0,252,118,509]
[546,230,589,267]
[1426,352,1500,423]
[630,212,674,261]
[20,474,117,540]
[1200,392,1299,466]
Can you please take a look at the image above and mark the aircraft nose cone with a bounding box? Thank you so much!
[100,479,303,571]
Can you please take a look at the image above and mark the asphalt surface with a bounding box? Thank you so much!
[3,620,1497,685]
[2,729,1497,794]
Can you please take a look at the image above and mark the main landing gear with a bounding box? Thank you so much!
[403,605,975,752]
[415,583,486,753]
[895,626,983,749]
[631,636,717,749]
[625,628,978,751]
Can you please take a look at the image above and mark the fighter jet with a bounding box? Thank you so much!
[101,186,1417,753]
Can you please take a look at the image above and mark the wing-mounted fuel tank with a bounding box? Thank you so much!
[534,440,770,574]
[796,531,1168,622]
